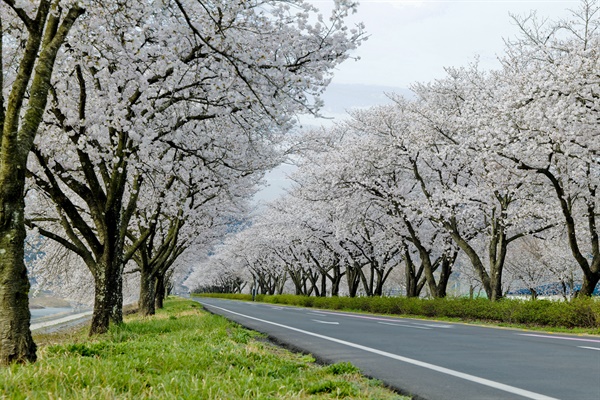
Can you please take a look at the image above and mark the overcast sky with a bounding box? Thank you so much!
[314,0,579,88]
[256,0,581,203]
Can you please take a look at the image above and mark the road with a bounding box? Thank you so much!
[194,297,600,400]
[30,310,93,332]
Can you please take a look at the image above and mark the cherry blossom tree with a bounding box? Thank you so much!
[25,0,364,335]
[492,0,600,296]
[185,1,599,305]
[128,153,253,315]
[400,66,558,301]
[505,233,582,300]
[327,104,458,298]
[0,0,85,364]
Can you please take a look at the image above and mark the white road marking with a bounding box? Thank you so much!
[411,322,453,329]
[203,302,560,400]
[378,322,431,330]
[312,319,340,325]
[518,333,600,343]
[578,346,600,351]
[269,306,284,310]
[308,309,453,328]
[31,311,93,330]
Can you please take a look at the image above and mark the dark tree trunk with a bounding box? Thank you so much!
[320,271,327,297]
[579,273,600,298]
[373,265,394,297]
[288,268,304,295]
[404,251,425,297]
[139,269,157,316]
[358,264,373,296]
[434,259,451,298]
[328,263,343,297]
[89,256,123,335]
[0,211,36,364]
[155,275,165,310]
[276,274,286,294]
[346,264,361,297]
[108,262,123,324]
[90,271,111,335]
[529,287,538,301]
[0,2,84,363]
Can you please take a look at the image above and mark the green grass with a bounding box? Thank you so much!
[197,293,600,334]
[0,298,407,399]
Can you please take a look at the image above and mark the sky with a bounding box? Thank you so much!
[314,0,579,89]
[255,0,581,203]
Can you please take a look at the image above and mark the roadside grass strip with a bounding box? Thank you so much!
[0,298,407,399]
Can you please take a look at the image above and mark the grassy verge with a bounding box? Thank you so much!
[197,293,600,334]
[1,298,406,399]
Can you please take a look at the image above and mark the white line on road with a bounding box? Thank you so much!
[378,322,431,330]
[203,302,559,400]
[518,333,600,343]
[411,322,453,329]
[309,309,453,328]
[312,319,340,325]
[31,311,93,330]
[578,346,600,351]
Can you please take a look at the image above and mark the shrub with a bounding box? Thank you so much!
[199,294,600,330]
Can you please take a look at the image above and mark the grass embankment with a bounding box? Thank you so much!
[199,293,600,334]
[0,298,406,400]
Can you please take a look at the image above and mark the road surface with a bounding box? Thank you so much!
[31,310,93,332]
[194,297,600,400]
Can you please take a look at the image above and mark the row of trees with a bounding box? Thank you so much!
[0,0,364,364]
[188,1,599,302]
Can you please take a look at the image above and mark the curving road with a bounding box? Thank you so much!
[193,297,600,400]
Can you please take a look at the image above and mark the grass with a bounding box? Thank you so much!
[197,293,600,335]
[0,298,407,399]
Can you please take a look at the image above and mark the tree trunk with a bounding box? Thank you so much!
[276,273,286,294]
[108,263,123,324]
[488,221,508,301]
[0,216,36,364]
[155,275,165,309]
[434,256,453,298]
[88,255,124,335]
[447,227,494,300]
[138,269,157,316]
[373,266,392,297]
[358,264,373,296]
[0,1,84,363]
[490,265,504,301]
[288,268,303,295]
[307,270,320,297]
[529,287,538,301]
[90,271,111,335]
[346,264,361,297]
[328,263,343,296]
[579,272,600,298]
[405,253,420,297]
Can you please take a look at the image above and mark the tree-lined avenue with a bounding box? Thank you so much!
[194,297,600,400]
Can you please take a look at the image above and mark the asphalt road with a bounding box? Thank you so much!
[30,310,93,333]
[193,297,600,400]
